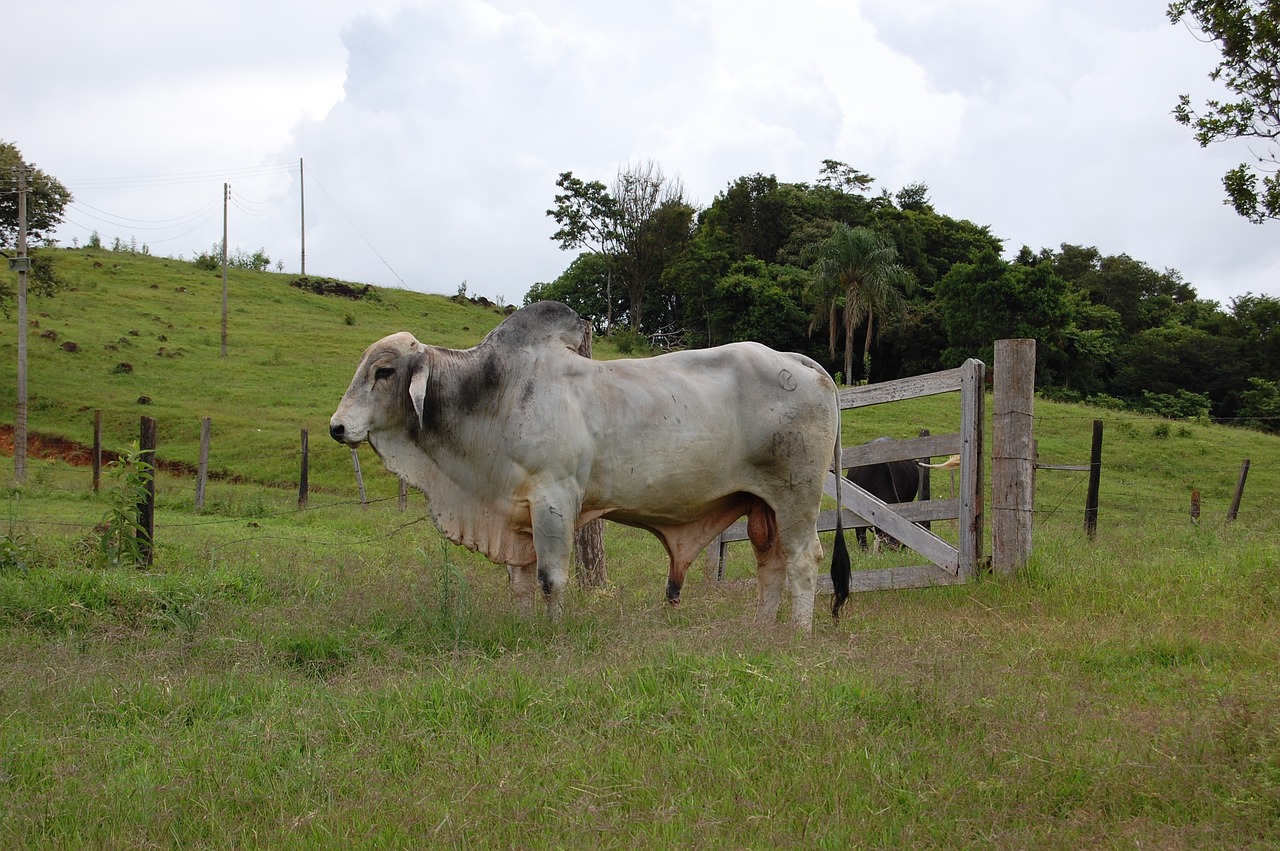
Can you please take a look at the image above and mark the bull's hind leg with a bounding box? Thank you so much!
[747,499,787,624]
[666,558,689,605]
[750,498,823,632]
[776,513,823,632]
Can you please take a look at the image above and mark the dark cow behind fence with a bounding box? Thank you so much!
[847,436,920,550]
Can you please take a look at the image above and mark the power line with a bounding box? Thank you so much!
[61,162,297,191]
[67,198,221,230]
[60,208,221,247]
[307,165,406,286]
[230,184,293,217]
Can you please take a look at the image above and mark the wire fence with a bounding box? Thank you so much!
[0,404,1264,563]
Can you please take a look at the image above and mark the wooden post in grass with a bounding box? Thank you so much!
[398,478,408,511]
[1227,459,1250,522]
[992,339,1036,576]
[138,416,157,566]
[92,409,102,494]
[350,446,367,507]
[573,319,607,588]
[1190,489,1201,525]
[195,416,211,513]
[917,428,931,531]
[298,429,310,509]
[1084,420,1103,539]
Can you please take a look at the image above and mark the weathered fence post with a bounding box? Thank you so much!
[92,409,102,494]
[917,427,931,531]
[298,429,310,509]
[1227,459,1250,522]
[1190,489,1201,525]
[573,319,607,588]
[350,446,367,507]
[138,416,157,566]
[195,416,211,513]
[958,358,986,581]
[398,478,408,511]
[1084,420,1103,538]
[992,339,1035,576]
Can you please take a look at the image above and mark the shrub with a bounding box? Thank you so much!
[0,531,32,574]
[610,327,647,355]
[1237,377,1280,434]
[93,443,154,568]
[1141,389,1211,420]
[192,246,220,272]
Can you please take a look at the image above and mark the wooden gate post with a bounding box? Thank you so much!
[917,428,931,531]
[992,339,1035,576]
[138,416,157,566]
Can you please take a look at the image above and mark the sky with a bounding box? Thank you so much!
[12,0,1279,309]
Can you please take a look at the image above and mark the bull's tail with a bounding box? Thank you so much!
[831,415,851,620]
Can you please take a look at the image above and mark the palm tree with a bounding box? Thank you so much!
[804,224,914,383]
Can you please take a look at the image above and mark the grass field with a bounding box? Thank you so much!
[2,249,1279,848]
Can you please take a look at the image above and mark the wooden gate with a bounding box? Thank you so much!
[707,358,986,593]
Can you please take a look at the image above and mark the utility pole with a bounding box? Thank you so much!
[13,165,29,482]
[299,158,306,276]
[220,182,228,358]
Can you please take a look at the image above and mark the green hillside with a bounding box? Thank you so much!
[2,248,526,491]
[2,246,1277,526]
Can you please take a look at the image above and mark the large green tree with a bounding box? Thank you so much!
[545,161,691,331]
[1169,0,1280,221]
[804,224,913,383]
[546,171,620,325]
[935,249,1073,383]
[0,141,72,248]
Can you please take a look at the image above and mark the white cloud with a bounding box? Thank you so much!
[14,0,1279,307]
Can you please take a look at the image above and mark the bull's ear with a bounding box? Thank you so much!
[408,353,429,428]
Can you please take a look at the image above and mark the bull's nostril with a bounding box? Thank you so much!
[329,423,346,443]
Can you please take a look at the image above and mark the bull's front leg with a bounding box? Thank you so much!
[530,496,576,621]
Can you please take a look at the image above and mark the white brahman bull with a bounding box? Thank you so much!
[329,300,843,631]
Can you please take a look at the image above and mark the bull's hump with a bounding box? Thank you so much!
[481,301,584,352]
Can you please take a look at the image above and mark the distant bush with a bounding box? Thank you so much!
[610,327,647,355]
[290,276,373,300]
[192,248,220,272]
[1237,378,1280,434]
[190,244,271,272]
[1140,389,1211,420]
[1084,393,1128,411]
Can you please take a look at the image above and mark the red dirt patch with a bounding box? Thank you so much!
[0,424,231,480]
[0,424,106,466]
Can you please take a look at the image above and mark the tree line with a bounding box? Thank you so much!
[8,0,1280,434]
[533,159,1280,432]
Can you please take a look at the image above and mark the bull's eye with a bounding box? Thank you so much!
[374,366,395,382]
